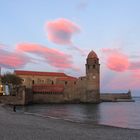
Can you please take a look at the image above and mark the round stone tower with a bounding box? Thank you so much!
[85,50,100,103]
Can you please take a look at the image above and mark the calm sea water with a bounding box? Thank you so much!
[17,97,140,129]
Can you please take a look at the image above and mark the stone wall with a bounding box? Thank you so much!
[0,87,132,105]
[100,92,132,102]
[18,75,68,88]
[24,88,33,104]
[0,86,27,105]
[33,93,65,103]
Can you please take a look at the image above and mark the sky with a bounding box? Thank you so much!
[0,0,140,96]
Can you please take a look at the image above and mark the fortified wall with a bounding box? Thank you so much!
[14,50,100,104]
[0,50,133,105]
[100,91,132,102]
[0,88,133,105]
[0,86,27,105]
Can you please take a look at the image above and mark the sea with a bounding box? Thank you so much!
[17,97,140,129]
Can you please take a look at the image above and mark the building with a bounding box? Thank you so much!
[14,50,100,103]
[0,50,132,105]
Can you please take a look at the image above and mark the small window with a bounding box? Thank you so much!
[52,81,54,85]
[74,81,76,85]
[93,65,95,68]
[22,78,25,82]
[87,65,90,69]
[65,81,68,85]
[81,78,82,80]
[32,80,34,85]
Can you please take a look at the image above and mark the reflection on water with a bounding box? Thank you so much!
[17,97,140,129]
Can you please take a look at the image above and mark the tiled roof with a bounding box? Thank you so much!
[15,70,67,77]
[57,76,77,81]
[32,84,64,93]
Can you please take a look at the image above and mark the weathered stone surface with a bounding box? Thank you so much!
[11,50,101,104]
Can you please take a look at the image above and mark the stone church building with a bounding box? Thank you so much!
[15,50,100,103]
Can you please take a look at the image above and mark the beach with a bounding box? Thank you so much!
[0,105,140,140]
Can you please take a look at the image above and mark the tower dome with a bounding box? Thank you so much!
[87,50,98,59]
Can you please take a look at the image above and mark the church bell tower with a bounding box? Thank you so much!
[85,50,100,103]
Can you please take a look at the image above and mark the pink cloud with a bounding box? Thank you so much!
[102,48,129,72]
[0,46,30,69]
[16,43,78,70]
[101,48,140,91]
[46,18,80,45]
[45,18,86,56]
[107,54,129,72]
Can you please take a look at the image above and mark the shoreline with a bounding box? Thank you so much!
[1,104,140,140]
[23,110,140,131]
[3,104,139,130]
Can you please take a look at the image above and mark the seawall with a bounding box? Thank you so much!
[100,92,132,102]
[0,87,133,105]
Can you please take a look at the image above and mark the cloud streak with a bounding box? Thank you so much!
[106,72,140,90]
[16,43,78,70]
[0,45,30,69]
[129,61,140,70]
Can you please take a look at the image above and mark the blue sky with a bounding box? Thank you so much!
[0,0,140,96]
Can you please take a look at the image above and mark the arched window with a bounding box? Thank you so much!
[65,81,68,85]
[32,80,34,85]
